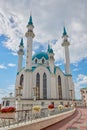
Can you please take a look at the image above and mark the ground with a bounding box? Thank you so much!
[42,107,87,130]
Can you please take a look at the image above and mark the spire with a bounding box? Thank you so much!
[47,44,53,53]
[48,44,51,52]
[20,38,24,46]
[28,14,33,25]
[63,27,67,36]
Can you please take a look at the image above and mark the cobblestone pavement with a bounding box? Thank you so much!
[41,108,87,130]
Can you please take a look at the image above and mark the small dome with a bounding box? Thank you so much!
[49,48,53,53]
[32,52,49,60]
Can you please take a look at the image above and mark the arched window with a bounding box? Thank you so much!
[35,59,37,63]
[20,74,24,86]
[36,73,40,99]
[58,75,62,100]
[6,100,10,106]
[43,73,47,99]
[42,58,45,64]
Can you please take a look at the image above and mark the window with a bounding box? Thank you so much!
[6,101,10,106]
[43,73,47,99]
[42,58,45,64]
[58,75,62,100]
[36,73,40,99]
[50,56,53,60]
[35,59,37,63]
[3,101,4,106]
[20,74,24,86]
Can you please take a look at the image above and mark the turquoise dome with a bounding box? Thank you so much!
[32,52,49,60]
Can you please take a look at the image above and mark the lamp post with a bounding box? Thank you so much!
[69,89,73,104]
[33,87,36,102]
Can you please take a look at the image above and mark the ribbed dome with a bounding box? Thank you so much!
[32,52,49,60]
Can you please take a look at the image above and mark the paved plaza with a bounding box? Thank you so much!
[42,108,87,130]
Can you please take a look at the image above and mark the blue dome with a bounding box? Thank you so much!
[32,52,49,60]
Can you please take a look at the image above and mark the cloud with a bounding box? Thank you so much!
[0,0,87,64]
[73,68,79,72]
[0,84,15,102]
[74,74,87,99]
[0,64,7,69]
[8,63,16,67]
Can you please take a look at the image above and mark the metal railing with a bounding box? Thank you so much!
[0,107,74,128]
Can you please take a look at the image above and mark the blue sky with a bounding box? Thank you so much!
[0,0,87,102]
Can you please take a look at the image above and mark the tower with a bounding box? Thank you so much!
[23,14,35,99]
[17,38,24,72]
[48,44,55,73]
[25,14,35,70]
[62,27,71,74]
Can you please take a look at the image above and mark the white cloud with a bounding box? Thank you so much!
[0,84,15,102]
[75,74,87,99]
[73,68,79,72]
[0,64,7,69]
[0,0,87,64]
[8,63,16,67]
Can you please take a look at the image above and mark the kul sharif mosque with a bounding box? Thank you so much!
[2,15,75,109]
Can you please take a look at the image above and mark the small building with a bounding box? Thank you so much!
[1,93,15,108]
[80,87,87,106]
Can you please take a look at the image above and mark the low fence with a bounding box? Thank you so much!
[0,107,74,129]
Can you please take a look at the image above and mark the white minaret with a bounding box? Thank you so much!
[48,44,55,73]
[23,15,35,99]
[62,27,71,74]
[25,15,35,70]
[17,38,24,72]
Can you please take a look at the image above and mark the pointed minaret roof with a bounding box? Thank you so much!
[48,44,50,52]
[47,44,53,53]
[28,14,33,25]
[20,38,24,46]
[63,27,67,36]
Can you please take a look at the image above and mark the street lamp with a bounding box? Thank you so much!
[33,87,36,101]
[69,89,73,104]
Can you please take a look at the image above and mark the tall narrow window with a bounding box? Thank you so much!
[6,101,10,106]
[36,73,40,99]
[58,75,62,100]
[42,58,45,64]
[43,73,47,99]
[35,59,37,63]
[20,74,24,86]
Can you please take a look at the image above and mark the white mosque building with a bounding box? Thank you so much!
[2,15,75,109]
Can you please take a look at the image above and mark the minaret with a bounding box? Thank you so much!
[62,27,71,74]
[17,38,24,72]
[48,44,55,73]
[25,14,35,70]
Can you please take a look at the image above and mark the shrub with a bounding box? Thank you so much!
[32,106,41,112]
[1,107,16,113]
[58,105,64,110]
[64,104,69,108]
[48,104,54,109]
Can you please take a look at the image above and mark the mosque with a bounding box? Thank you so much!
[2,15,75,109]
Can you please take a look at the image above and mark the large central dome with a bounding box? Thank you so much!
[32,52,49,60]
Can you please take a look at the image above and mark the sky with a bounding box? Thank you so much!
[0,0,87,102]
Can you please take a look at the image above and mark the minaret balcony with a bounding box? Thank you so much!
[62,41,70,46]
[25,31,35,38]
